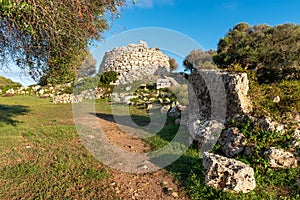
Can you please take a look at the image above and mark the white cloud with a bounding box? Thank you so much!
[127,0,175,8]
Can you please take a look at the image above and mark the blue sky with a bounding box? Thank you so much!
[109,0,300,50]
[1,0,300,85]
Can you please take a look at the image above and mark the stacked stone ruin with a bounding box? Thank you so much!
[100,41,171,85]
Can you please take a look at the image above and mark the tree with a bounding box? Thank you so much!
[183,49,217,73]
[213,22,300,83]
[0,0,127,83]
[168,57,178,71]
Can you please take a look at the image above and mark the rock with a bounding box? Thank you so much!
[203,152,256,193]
[218,127,247,157]
[160,105,170,114]
[160,181,168,186]
[5,88,15,95]
[257,116,284,132]
[171,192,179,198]
[168,106,181,118]
[264,147,297,168]
[52,94,82,104]
[146,103,153,110]
[271,96,280,103]
[177,105,186,111]
[188,120,224,152]
[123,95,138,104]
[188,70,252,121]
[233,114,257,125]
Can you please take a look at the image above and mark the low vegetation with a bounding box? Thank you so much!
[0,76,22,93]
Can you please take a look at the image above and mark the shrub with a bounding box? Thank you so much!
[99,71,118,86]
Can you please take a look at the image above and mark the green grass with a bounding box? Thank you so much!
[1,95,299,199]
[0,96,116,199]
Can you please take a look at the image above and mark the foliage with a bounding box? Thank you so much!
[39,64,77,86]
[168,57,178,71]
[0,75,22,93]
[0,0,126,82]
[183,49,217,73]
[214,22,300,83]
[99,71,118,86]
[249,80,300,122]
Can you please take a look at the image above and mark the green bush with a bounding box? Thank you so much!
[214,23,300,84]
[99,71,118,86]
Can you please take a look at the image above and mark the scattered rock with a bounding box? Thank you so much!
[171,191,179,198]
[257,116,284,132]
[160,181,168,187]
[271,96,281,103]
[160,105,170,114]
[168,106,181,118]
[233,114,257,125]
[203,152,256,193]
[218,127,247,157]
[264,147,297,168]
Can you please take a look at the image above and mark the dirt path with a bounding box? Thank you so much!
[97,116,189,199]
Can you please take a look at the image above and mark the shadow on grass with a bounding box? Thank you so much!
[0,104,30,126]
[95,112,151,127]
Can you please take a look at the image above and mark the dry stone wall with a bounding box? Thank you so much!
[100,41,170,85]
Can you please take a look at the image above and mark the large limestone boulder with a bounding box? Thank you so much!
[264,147,297,168]
[218,127,247,157]
[188,70,252,121]
[203,152,256,193]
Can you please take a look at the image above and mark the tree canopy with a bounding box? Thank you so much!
[213,22,300,83]
[183,49,217,73]
[0,0,126,83]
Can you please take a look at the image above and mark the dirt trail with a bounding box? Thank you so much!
[97,116,188,199]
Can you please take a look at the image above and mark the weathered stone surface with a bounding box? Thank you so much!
[188,70,252,121]
[203,152,256,193]
[100,41,170,85]
[257,117,285,132]
[52,94,82,104]
[264,147,297,168]
[188,120,224,152]
[218,127,247,157]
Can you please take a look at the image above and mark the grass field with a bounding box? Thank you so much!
[0,95,299,199]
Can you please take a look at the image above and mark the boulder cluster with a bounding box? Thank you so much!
[188,69,299,193]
